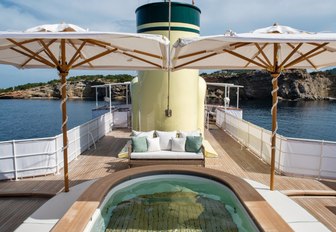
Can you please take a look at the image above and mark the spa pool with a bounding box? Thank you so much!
[85,175,259,232]
[53,166,292,232]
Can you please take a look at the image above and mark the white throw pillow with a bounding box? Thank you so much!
[171,137,186,152]
[155,131,177,150]
[179,130,201,138]
[147,137,161,152]
[132,130,154,138]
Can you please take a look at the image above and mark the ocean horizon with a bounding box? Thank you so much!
[0,99,336,142]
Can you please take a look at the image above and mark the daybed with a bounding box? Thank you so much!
[128,130,205,167]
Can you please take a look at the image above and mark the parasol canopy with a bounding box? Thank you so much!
[172,24,336,71]
[171,24,336,190]
[0,23,169,192]
[0,23,169,70]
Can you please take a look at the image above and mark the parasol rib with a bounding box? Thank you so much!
[305,49,328,60]
[123,52,162,68]
[278,43,303,68]
[8,39,56,68]
[10,47,54,68]
[39,40,59,66]
[21,39,57,68]
[177,50,207,59]
[72,49,117,68]
[223,49,268,69]
[67,40,93,68]
[285,43,316,69]
[84,38,162,60]
[244,43,271,68]
[0,39,41,51]
[255,43,272,67]
[255,56,270,68]
[284,43,328,69]
[229,42,251,49]
[134,49,162,59]
[11,38,41,46]
[84,39,110,47]
[177,43,251,60]
[175,52,218,70]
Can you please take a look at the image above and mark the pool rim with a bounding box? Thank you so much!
[51,165,293,232]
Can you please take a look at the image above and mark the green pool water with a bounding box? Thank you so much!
[87,175,259,232]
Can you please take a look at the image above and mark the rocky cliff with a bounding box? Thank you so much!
[1,70,336,101]
[0,79,129,100]
[204,69,336,101]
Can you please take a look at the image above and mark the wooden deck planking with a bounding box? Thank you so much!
[0,127,336,231]
[292,197,336,231]
[0,197,48,232]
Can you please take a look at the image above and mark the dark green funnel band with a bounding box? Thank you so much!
[136,2,201,34]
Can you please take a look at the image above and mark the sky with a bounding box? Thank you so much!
[0,0,335,88]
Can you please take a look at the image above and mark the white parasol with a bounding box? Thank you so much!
[172,23,336,190]
[0,23,169,192]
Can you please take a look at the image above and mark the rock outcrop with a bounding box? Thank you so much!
[0,79,129,100]
[1,70,336,101]
[204,69,336,101]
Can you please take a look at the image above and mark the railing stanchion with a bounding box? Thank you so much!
[12,140,18,180]
[260,129,264,160]
[247,122,250,150]
[97,118,99,140]
[74,128,78,160]
[224,110,226,131]
[278,135,283,173]
[55,136,59,174]
[318,140,324,180]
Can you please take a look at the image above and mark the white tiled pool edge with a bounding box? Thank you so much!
[15,180,96,232]
[245,179,331,232]
[14,177,331,232]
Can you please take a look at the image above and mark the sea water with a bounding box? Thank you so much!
[0,99,97,141]
[0,99,336,142]
[240,99,336,141]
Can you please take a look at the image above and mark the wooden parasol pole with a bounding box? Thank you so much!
[270,43,280,191]
[270,72,280,190]
[60,71,69,192]
[58,39,70,192]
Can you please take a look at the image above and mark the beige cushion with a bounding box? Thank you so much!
[147,137,161,152]
[132,130,154,138]
[155,131,177,150]
[171,137,186,152]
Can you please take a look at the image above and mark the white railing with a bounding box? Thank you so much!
[0,113,113,180]
[216,108,336,179]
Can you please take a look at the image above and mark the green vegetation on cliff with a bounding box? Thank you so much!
[67,74,134,82]
[0,82,46,93]
[0,74,134,93]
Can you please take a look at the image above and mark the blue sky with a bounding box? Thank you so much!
[0,0,335,88]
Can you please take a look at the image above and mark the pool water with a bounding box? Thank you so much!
[87,175,259,232]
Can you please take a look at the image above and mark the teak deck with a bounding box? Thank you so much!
[0,127,336,231]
